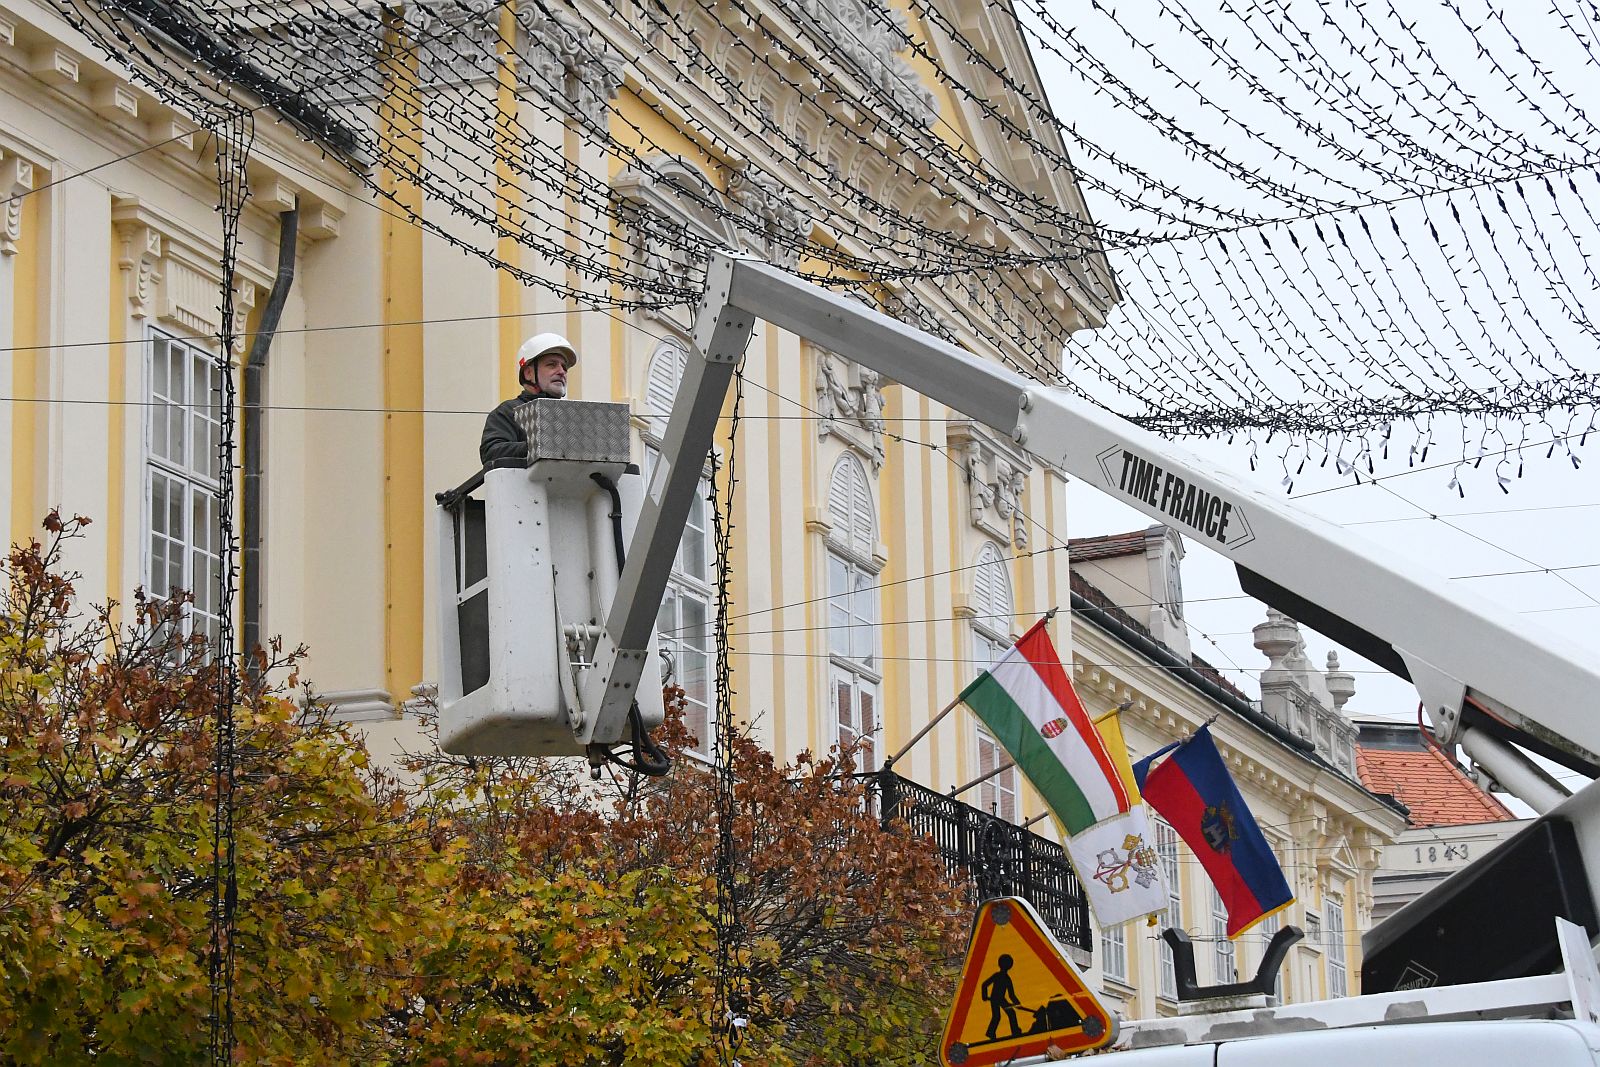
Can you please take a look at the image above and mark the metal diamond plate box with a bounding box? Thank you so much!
[513,399,631,464]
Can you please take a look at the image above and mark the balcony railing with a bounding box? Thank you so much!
[873,768,1091,954]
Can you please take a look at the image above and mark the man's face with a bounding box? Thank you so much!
[526,351,569,398]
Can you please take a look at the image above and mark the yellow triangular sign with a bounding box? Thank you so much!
[940,897,1116,1065]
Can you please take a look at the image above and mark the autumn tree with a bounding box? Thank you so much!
[0,515,970,1065]
[383,748,716,1066]
[406,699,970,1066]
[0,515,429,1064]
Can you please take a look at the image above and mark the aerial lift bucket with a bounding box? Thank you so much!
[433,399,665,757]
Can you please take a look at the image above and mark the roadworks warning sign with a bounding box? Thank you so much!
[940,897,1116,1065]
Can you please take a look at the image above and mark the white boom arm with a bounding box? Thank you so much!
[594,252,1600,808]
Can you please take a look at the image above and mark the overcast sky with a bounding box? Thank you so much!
[1021,0,1600,799]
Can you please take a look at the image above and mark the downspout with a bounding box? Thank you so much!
[242,204,298,664]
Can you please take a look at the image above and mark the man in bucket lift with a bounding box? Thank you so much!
[479,333,576,465]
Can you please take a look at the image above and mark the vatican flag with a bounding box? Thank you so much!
[1060,711,1168,927]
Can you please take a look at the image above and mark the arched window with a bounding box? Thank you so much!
[826,454,879,772]
[970,541,1013,668]
[644,340,688,438]
[827,452,875,562]
[642,340,714,757]
[970,540,1018,820]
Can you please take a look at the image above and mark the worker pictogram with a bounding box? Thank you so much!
[941,897,1116,1066]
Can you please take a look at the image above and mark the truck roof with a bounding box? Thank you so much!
[1008,917,1600,1066]
[1063,1019,1600,1066]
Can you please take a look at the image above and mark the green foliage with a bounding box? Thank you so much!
[0,516,424,1064]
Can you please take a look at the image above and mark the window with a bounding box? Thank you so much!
[145,332,222,646]
[970,541,1013,666]
[1156,818,1182,999]
[1259,910,1285,1000]
[971,541,1018,820]
[1325,895,1347,998]
[642,342,715,757]
[976,729,1018,821]
[1211,886,1236,984]
[826,455,879,772]
[1100,921,1128,985]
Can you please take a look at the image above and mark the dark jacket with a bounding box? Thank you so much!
[480,392,544,465]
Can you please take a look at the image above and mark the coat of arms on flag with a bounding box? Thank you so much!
[1092,832,1160,895]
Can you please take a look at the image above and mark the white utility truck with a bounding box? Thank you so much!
[435,252,1600,1061]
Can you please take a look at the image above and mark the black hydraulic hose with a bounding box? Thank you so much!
[591,472,627,571]
[590,472,671,777]
[242,206,297,668]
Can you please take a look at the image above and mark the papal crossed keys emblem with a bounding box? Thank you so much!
[1094,833,1161,894]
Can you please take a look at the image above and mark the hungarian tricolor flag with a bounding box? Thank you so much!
[960,617,1168,926]
[1134,724,1294,938]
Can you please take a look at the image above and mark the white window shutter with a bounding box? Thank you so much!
[973,541,1012,626]
[828,455,874,559]
[646,342,688,437]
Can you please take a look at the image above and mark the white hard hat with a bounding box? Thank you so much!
[517,333,577,380]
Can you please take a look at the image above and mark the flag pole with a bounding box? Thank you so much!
[948,759,1017,799]
[885,693,963,768]
[884,607,1060,770]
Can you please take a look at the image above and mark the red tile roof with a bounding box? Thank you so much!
[1067,529,1150,562]
[1356,744,1514,827]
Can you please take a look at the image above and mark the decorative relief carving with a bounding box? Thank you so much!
[785,0,938,127]
[947,421,1032,548]
[1,155,33,257]
[265,12,382,101]
[727,166,811,269]
[406,0,501,87]
[516,2,625,131]
[114,222,163,318]
[814,348,887,470]
[613,156,742,334]
[163,257,223,337]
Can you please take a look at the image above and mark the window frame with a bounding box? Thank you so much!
[975,728,1019,822]
[641,343,718,760]
[969,541,1019,821]
[1156,817,1182,1000]
[825,454,880,772]
[1258,909,1285,1000]
[1099,920,1129,985]
[143,330,224,647]
[1325,895,1347,998]
[1211,885,1237,984]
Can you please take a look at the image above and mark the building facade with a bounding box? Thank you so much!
[1,0,1111,830]
[1355,719,1526,925]
[1,0,1404,1020]
[1066,528,1406,1015]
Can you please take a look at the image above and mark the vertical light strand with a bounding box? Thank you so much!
[495,0,523,393]
[208,105,253,1066]
[379,9,426,705]
[711,367,746,1066]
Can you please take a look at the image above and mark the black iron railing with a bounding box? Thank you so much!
[873,768,1091,954]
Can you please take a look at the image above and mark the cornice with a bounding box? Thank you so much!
[1070,631,1407,841]
[0,0,351,236]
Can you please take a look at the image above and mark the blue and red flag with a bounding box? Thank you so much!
[1132,725,1294,938]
